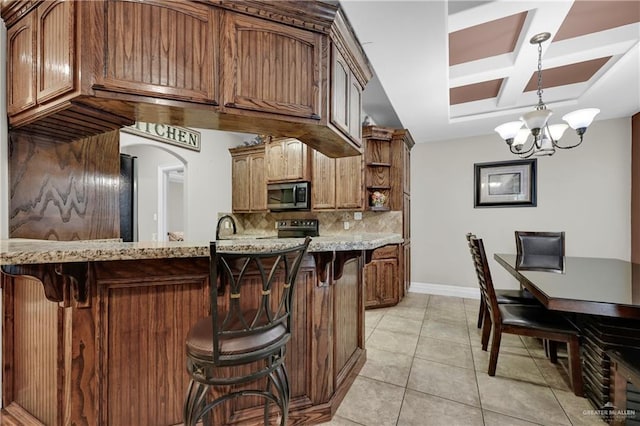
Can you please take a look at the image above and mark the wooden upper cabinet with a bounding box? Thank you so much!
[37,0,75,104]
[249,154,267,211]
[100,0,217,104]
[330,45,363,147]
[335,155,363,210]
[221,12,322,120]
[312,150,336,210]
[230,145,267,213]
[7,0,75,116]
[7,11,36,115]
[266,138,310,183]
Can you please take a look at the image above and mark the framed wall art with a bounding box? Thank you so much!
[474,159,537,208]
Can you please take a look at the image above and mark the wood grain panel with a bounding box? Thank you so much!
[335,155,363,209]
[12,276,59,426]
[103,0,216,103]
[8,130,120,240]
[95,259,209,426]
[37,0,75,104]
[223,12,321,119]
[311,150,336,210]
[334,257,359,374]
[7,12,36,115]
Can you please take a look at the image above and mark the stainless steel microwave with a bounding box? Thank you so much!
[267,181,310,211]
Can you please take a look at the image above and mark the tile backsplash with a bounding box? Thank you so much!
[219,211,402,236]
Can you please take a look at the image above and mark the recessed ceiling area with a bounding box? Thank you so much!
[343,0,640,144]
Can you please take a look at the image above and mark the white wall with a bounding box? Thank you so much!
[411,117,632,290]
[120,128,249,241]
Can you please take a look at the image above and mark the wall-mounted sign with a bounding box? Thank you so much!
[122,122,201,152]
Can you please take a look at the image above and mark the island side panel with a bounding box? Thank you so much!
[8,130,120,240]
[2,276,60,425]
[93,258,210,426]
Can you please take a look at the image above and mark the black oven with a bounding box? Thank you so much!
[267,181,310,211]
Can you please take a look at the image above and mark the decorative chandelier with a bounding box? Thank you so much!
[494,32,600,157]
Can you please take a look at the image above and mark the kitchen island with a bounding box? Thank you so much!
[0,234,402,425]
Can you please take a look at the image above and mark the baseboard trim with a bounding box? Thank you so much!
[409,282,480,300]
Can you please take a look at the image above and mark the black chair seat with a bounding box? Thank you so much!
[500,304,578,335]
[496,289,538,305]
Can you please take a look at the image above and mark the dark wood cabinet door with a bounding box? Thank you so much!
[335,155,363,210]
[364,258,398,308]
[36,0,75,104]
[331,46,350,135]
[232,155,250,212]
[222,12,322,119]
[249,152,267,211]
[101,0,217,104]
[311,149,336,210]
[7,11,36,115]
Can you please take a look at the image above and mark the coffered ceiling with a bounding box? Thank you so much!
[340,0,640,144]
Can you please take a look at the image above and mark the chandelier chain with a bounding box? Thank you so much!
[536,41,545,110]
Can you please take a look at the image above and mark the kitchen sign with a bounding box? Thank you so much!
[122,122,201,152]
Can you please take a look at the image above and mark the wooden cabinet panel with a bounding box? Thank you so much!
[404,243,411,294]
[331,45,363,146]
[7,12,36,115]
[331,48,349,134]
[37,0,74,104]
[335,155,363,210]
[403,193,410,241]
[222,12,322,119]
[266,138,309,183]
[249,153,267,211]
[403,143,411,194]
[364,255,399,309]
[102,0,216,103]
[231,146,266,213]
[312,150,336,210]
[232,155,250,212]
[349,79,362,141]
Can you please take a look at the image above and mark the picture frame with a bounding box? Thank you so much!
[474,159,537,208]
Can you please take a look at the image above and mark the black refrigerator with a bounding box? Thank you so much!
[119,153,138,242]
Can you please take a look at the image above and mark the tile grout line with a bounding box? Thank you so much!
[463,301,488,426]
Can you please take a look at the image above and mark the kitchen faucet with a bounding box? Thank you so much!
[215,215,237,240]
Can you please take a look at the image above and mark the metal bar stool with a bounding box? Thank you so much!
[183,237,311,425]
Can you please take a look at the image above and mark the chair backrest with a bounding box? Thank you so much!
[210,236,311,363]
[466,233,501,325]
[515,231,565,257]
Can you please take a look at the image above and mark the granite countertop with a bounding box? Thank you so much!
[0,234,403,265]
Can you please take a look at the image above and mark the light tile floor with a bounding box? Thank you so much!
[319,293,606,426]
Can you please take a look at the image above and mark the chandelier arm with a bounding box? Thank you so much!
[509,138,535,156]
[552,134,584,150]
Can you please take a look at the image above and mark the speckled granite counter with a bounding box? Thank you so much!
[0,233,403,265]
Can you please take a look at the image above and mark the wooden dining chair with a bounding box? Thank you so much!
[468,235,584,396]
[466,233,538,329]
[183,237,311,425]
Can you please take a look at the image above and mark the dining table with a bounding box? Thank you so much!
[494,253,640,413]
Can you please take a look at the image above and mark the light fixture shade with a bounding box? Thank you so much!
[521,109,552,131]
[513,128,529,147]
[547,123,569,141]
[562,108,600,130]
[494,121,523,141]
